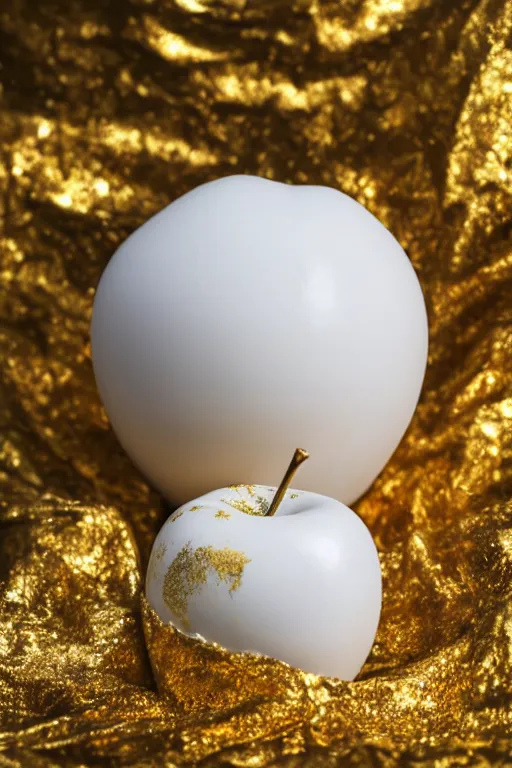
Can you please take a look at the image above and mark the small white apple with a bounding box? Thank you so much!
[146,451,381,681]
[91,175,428,507]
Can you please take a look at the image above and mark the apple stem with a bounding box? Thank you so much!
[265,448,309,517]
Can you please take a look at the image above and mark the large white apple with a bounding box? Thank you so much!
[91,175,428,505]
[145,482,381,681]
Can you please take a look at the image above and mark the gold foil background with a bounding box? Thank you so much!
[0,0,511,765]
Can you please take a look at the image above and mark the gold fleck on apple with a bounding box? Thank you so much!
[163,542,251,631]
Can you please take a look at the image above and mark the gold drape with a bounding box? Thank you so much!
[1,0,511,765]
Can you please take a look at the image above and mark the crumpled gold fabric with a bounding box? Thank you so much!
[1,0,511,765]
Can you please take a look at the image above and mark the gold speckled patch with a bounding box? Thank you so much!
[229,484,256,496]
[215,510,231,519]
[147,541,167,582]
[163,542,251,630]
[221,495,270,516]
[222,485,271,516]
[189,505,203,512]
[254,495,270,515]
[222,496,257,515]
[156,542,167,560]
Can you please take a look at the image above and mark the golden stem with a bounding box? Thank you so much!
[265,448,309,517]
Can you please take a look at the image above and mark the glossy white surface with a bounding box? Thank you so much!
[145,485,382,680]
[91,175,428,505]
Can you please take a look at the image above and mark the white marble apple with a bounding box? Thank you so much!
[146,450,382,681]
[91,175,428,505]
